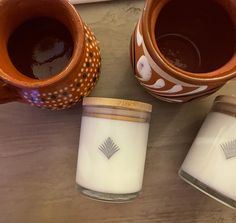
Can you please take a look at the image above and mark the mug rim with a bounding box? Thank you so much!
[142,0,236,84]
[0,0,85,89]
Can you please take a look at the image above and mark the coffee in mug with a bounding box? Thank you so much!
[8,17,74,80]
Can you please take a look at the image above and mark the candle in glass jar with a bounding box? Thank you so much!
[76,97,152,202]
[179,95,236,209]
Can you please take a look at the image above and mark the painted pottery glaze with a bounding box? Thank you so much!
[131,0,236,103]
[0,0,101,110]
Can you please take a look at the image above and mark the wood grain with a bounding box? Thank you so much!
[1,1,236,222]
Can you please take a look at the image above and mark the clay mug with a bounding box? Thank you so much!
[131,0,236,103]
[0,0,101,110]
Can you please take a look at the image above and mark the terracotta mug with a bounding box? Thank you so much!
[0,0,101,110]
[131,0,236,103]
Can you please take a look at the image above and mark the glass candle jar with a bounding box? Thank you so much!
[179,95,236,209]
[76,97,152,202]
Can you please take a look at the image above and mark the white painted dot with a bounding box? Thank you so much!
[59,89,63,93]
[54,91,58,94]
[89,45,93,49]
[59,103,63,106]
[85,78,88,82]
[46,101,50,104]
[80,79,83,83]
[90,68,93,72]
[80,92,84,95]
[69,94,73,98]
[87,83,91,87]
[86,68,89,72]
[24,95,28,99]
[92,63,95,67]
[89,59,92,63]
[42,93,47,96]
[86,48,89,52]
[57,99,62,102]
[85,58,88,62]
[74,78,78,82]
[86,53,89,57]
[87,73,91,77]
[85,92,89,97]
[81,68,84,72]
[69,99,73,102]
[48,93,52,96]
[83,63,86,67]
[64,87,68,91]
[72,88,76,92]
[78,73,82,77]
[52,100,56,103]
[70,84,73,87]
[76,89,80,92]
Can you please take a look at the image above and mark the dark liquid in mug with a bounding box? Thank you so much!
[8,17,74,80]
[155,0,235,73]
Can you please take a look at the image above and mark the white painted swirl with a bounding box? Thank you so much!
[137,55,152,81]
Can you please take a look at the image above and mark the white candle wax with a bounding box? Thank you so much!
[180,112,236,202]
[76,116,150,194]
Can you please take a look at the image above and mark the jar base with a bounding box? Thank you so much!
[78,185,139,203]
[179,169,236,209]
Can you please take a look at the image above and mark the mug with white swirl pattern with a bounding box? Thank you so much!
[131,0,236,103]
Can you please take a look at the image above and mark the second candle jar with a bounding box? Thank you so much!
[76,97,152,202]
[179,96,236,208]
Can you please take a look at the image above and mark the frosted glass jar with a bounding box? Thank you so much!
[179,95,236,209]
[76,97,152,202]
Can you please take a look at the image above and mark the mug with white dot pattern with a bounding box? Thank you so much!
[0,0,101,110]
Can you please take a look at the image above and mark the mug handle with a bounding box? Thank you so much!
[0,80,19,104]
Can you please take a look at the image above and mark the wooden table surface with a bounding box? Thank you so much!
[1,1,236,222]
